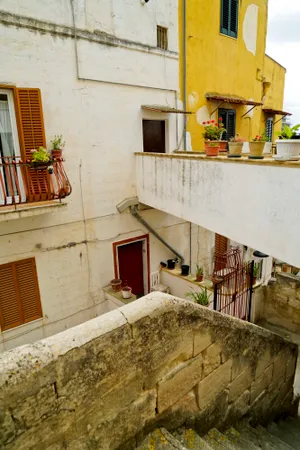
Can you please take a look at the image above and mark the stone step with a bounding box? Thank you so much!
[224,427,262,449]
[203,429,236,450]
[267,421,300,449]
[255,425,294,450]
[277,419,300,447]
[137,428,188,450]
[236,422,280,449]
[173,428,214,449]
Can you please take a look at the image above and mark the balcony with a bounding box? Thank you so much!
[0,156,71,219]
[136,152,300,267]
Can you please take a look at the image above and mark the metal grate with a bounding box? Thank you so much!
[157,26,168,50]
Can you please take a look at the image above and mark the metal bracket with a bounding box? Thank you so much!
[210,102,224,116]
[241,105,256,118]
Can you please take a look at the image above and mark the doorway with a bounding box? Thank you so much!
[142,120,166,153]
[113,235,150,297]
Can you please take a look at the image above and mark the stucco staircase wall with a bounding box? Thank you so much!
[0,293,298,449]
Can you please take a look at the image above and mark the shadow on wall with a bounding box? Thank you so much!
[0,293,298,449]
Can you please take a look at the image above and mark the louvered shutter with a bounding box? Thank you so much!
[229,0,238,37]
[227,111,236,140]
[15,259,42,323]
[0,264,23,331]
[221,0,230,35]
[0,258,42,331]
[15,89,51,201]
[214,234,228,272]
[221,0,238,38]
[219,110,228,140]
[266,118,274,141]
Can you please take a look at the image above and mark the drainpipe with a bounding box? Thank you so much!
[183,0,187,151]
[130,206,184,263]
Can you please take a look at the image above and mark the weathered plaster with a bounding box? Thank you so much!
[243,4,259,56]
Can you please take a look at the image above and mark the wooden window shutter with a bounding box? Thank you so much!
[230,0,238,37]
[15,89,51,202]
[227,111,236,140]
[215,234,228,257]
[221,0,238,38]
[0,258,42,331]
[221,0,230,35]
[16,88,46,161]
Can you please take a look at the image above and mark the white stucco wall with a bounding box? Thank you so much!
[136,154,300,268]
[0,0,191,352]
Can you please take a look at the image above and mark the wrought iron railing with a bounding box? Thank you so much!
[0,156,72,206]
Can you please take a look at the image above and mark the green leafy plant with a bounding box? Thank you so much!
[276,124,300,140]
[202,118,226,141]
[230,134,245,142]
[253,262,260,278]
[195,264,203,276]
[31,147,50,163]
[208,142,219,147]
[51,135,65,150]
[185,287,211,306]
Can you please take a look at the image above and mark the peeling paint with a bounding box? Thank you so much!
[243,4,258,56]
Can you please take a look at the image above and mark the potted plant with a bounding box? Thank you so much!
[202,118,227,151]
[110,279,122,292]
[51,135,65,159]
[205,142,220,157]
[195,264,204,282]
[228,135,245,157]
[252,263,260,286]
[249,134,268,159]
[275,124,300,159]
[181,264,190,276]
[122,286,132,299]
[185,287,211,306]
[31,147,51,170]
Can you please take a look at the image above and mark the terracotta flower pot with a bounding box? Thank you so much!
[205,141,227,151]
[110,279,122,292]
[205,145,220,157]
[196,274,203,282]
[228,142,243,156]
[52,149,63,159]
[252,276,257,286]
[249,142,265,158]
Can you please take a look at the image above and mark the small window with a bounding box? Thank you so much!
[143,120,166,153]
[266,117,274,141]
[220,0,239,38]
[219,108,236,140]
[157,26,168,50]
[0,258,42,331]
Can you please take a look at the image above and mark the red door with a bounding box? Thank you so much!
[118,241,145,297]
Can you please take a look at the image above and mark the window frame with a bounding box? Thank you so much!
[220,0,239,39]
[157,25,168,50]
[266,117,274,142]
[218,108,236,141]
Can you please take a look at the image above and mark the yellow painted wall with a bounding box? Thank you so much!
[179,0,286,149]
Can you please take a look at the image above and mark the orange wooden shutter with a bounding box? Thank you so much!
[15,88,51,201]
[0,263,23,331]
[214,233,229,272]
[16,88,46,160]
[0,258,42,331]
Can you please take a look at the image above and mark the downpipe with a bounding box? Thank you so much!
[130,206,184,263]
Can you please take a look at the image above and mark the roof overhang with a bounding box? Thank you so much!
[263,108,292,116]
[141,105,193,114]
[206,93,263,107]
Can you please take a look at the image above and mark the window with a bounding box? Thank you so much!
[0,258,42,331]
[143,120,166,153]
[157,26,168,50]
[219,108,236,140]
[214,234,229,272]
[266,117,274,141]
[220,0,239,38]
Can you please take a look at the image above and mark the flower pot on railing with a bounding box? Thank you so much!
[205,143,220,157]
[181,264,190,276]
[51,149,63,159]
[228,142,243,157]
[110,279,122,292]
[167,259,176,270]
[249,141,265,159]
[122,286,132,299]
[51,135,65,160]
[276,140,300,159]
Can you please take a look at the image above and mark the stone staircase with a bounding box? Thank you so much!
[138,417,300,449]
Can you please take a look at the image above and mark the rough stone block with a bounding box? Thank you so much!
[255,349,272,379]
[158,356,203,412]
[272,352,287,386]
[202,342,222,378]
[251,364,273,403]
[156,390,199,431]
[228,366,253,403]
[0,409,16,446]
[286,356,297,381]
[193,330,213,356]
[224,390,250,429]
[197,359,232,410]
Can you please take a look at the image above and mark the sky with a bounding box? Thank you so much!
[266,0,300,125]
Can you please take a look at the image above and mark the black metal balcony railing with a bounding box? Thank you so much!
[0,156,72,207]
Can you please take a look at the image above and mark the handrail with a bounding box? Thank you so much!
[0,156,72,207]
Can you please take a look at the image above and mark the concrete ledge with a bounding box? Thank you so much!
[0,201,67,222]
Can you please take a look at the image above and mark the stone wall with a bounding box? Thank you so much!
[262,273,300,332]
[0,293,298,450]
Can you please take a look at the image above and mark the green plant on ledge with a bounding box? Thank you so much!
[51,135,65,150]
[185,287,211,306]
[276,124,300,140]
[31,147,50,164]
[196,264,203,276]
[253,263,260,278]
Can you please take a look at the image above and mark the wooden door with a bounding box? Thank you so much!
[118,241,145,297]
[142,120,166,153]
